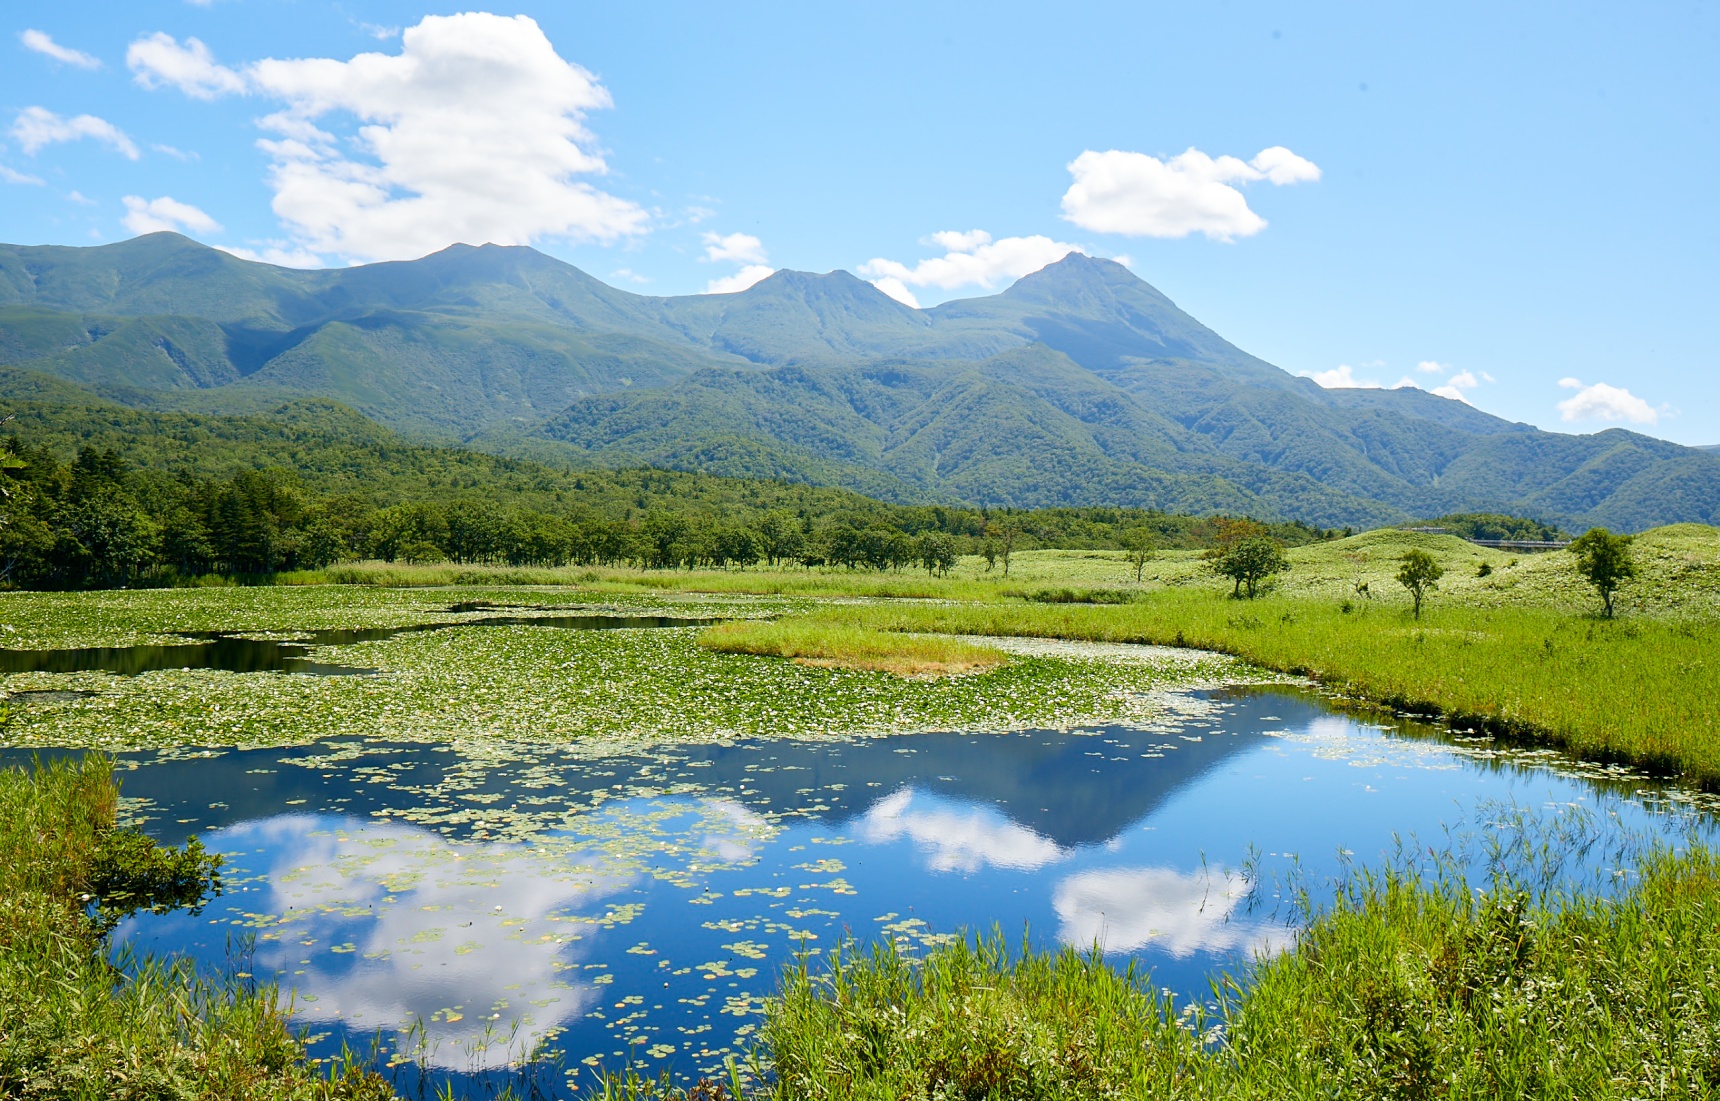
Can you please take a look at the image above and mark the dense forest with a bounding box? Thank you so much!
[0,435,1347,588]
[0,390,1350,588]
[0,384,1567,591]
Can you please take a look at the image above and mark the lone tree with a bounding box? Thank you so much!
[1569,527,1636,617]
[979,538,998,572]
[1213,536,1288,598]
[1121,527,1156,582]
[917,531,957,577]
[1395,548,1443,618]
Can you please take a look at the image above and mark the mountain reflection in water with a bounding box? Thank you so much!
[39,688,1702,1094]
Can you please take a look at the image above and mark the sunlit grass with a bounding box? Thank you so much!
[792,590,1720,787]
[698,620,1008,677]
[0,756,388,1099]
[733,844,1720,1099]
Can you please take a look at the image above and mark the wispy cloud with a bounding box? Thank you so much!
[11,106,139,159]
[122,194,221,236]
[699,231,774,293]
[0,164,46,186]
[701,231,767,265]
[21,29,102,69]
[127,32,246,99]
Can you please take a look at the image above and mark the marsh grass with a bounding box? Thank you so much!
[797,590,1720,788]
[764,935,1188,1099]
[0,756,390,1099]
[697,621,1008,677]
[605,841,1720,1099]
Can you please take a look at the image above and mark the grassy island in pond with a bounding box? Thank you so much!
[697,620,1008,677]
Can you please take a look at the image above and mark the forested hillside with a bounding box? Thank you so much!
[0,377,1331,588]
[2,236,1715,531]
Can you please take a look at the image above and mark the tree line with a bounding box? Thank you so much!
[0,439,1352,590]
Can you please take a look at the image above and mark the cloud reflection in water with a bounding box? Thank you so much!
[856,787,1064,873]
[1053,865,1281,958]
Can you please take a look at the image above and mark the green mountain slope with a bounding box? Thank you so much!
[1,234,1714,530]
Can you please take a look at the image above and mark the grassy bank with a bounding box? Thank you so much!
[737,844,1720,1099]
[0,756,388,1100]
[800,592,1720,787]
[697,620,1008,676]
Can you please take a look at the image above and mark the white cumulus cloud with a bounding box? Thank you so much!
[1061,145,1320,240]
[701,231,767,265]
[21,30,102,69]
[10,106,139,159]
[1556,378,1659,425]
[1416,359,1447,374]
[1053,865,1281,958]
[858,230,1083,308]
[121,195,221,236]
[1430,367,1494,403]
[700,231,775,292]
[241,12,647,264]
[127,33,246,100]
[704,264,774,294]
[1302,363,1380,389]
[216,242,329,268]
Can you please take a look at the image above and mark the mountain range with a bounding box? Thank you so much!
[0,232,1714,530]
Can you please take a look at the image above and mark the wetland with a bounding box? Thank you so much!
[4,574,1718,1096]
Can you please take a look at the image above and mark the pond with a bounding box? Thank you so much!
[48,682,1709,1097]
[0,610,719,677]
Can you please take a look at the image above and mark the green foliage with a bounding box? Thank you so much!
[0,586,1240,749]
[1569,527,1638,617]
[0,386,1337,589]
[606,844,1720,1099]
[87,828,223,935]
[8,235,1717,531]
[1121,526,1155,581]
[1213,536,1290,598]
[697,620,1007,677]
[1396,547,1444,618]
[1021,587,1139,605]
[0,756,389,1099]
[764,935,1185,1099]
[1208,845,1720,1098]
[1416,512,1568,542]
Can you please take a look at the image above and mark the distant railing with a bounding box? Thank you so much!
[1397,527,1571,553]
[1466,539,1572,552]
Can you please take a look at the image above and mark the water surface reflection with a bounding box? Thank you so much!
[72,688,1709,1095]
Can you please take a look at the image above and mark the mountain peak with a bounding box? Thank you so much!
[723,267,923,318]
[1000,251,1174,309]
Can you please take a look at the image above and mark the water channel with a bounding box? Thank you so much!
[2,618,1709,1096]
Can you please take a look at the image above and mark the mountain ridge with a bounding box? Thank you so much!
[0,233,1714,530]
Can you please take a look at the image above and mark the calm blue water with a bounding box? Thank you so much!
[72,687,1708,1096]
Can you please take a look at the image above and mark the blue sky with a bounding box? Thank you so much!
[3,2,1716,445]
